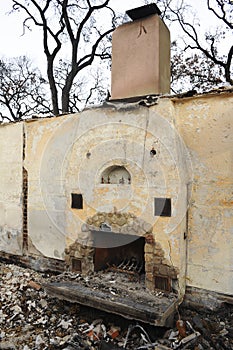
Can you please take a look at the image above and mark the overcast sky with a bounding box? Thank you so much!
[0,1,151,62]
[0,0,225,70]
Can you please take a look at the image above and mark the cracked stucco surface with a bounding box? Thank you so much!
[0,123,23,255]
[0,91,232,296]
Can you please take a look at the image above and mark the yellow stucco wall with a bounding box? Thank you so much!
[0,122,23,255]
[173,92,233,295]
[0,90,232,297]
[24,117,69,259]
[23,105,188,294]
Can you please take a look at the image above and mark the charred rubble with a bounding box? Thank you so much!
[0,261,233,350]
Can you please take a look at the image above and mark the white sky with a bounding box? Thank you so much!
[0,0,229,72]
[0,1,150,62]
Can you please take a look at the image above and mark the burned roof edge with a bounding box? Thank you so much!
[0,86,232,126]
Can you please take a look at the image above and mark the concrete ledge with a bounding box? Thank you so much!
[184,286,233,311]
[0,252,65,274]
[44,281,178,327]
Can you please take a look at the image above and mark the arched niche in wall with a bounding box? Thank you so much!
[100,165,131,185]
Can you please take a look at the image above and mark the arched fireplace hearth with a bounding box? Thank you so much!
[64,212,178,292]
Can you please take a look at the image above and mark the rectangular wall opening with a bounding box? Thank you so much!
[154,198,171,217]
[71,193,83,209]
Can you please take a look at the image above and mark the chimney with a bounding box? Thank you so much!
[111,3,170,100]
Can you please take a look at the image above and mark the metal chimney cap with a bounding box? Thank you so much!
[126,3,161,21]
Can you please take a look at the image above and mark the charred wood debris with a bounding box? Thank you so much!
[0,262,232,350]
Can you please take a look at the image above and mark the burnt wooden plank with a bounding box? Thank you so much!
[44,281,178,326]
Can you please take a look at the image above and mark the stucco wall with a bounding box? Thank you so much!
[24,117,70,259]
[0,123,23,255]
[0,90,232,298]
[23,105,189,293]
[173,92,233,295]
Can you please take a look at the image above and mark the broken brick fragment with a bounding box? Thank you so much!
[107,326,121,339]
[28,280,42,291]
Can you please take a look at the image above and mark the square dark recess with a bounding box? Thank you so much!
[154,198,171,217]
[71,258,82,272]
[71,193,83,209]
[154,276,171,292]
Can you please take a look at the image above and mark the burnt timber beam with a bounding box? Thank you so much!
[43,281,178,327]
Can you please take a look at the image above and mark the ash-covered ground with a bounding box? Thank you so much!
[0,261,232,350]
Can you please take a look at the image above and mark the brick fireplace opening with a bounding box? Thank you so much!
[65,212,178,293]
[59,212,180,326]
[93,231,145,274]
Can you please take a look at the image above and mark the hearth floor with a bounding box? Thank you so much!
[43,271,178,326]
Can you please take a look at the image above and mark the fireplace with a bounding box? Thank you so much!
[64,212,179,293]
[48,210,181,327]
[93,231,145,274]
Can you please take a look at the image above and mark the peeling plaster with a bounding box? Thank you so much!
[0,91,232,297]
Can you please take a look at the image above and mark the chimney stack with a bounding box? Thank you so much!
[111,3,170,100]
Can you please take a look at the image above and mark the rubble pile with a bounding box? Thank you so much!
[48,270,175,304]
[0,261,233,350]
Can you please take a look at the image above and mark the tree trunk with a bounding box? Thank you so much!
[225,46,233,85]
[61,70,77,113]
[61,86,70,113]
[47,58,59,115]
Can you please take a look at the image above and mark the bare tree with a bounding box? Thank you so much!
[5,0,231,118]
[162,0,233,90]
[53,54,110,112]
[12,0,116,115]
[170,42,224,93]
[0,56,51,123]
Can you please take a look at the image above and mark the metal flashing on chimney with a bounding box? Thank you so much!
[126,3,161,21]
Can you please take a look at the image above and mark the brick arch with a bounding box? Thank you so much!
[65,212,178,292]
[85,211,153,236]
